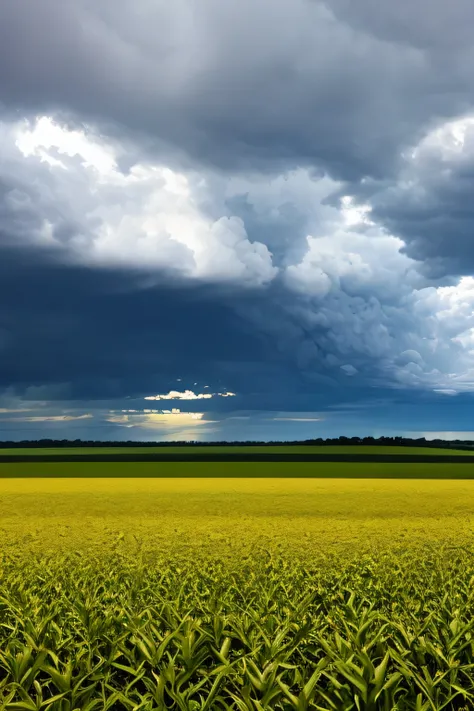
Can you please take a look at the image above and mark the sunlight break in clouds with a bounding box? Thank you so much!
[106,410,212,430]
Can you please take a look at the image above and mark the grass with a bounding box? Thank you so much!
[2,477,474,708]
[2,445,474,456]
[2,461,474,478]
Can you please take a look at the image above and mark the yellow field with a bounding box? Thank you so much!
[3,477,474,708]
[3,476,474,558]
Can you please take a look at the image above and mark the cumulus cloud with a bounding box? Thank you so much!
[1,116,277,287]
[347,115,474,279]
[228,174,474,395]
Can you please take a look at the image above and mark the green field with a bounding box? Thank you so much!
[2,460,474,478]
[2,476,474,708]
[2,444,474,456]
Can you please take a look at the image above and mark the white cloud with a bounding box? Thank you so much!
[255,154,474,394]
[0,413,93,422]
[144,389,235,400]
[6,116,277,287]
[411,114,474,162]
[144,390,212,401]
[15,116,117,173]
[0,408,33,413]
[284,223,415,302]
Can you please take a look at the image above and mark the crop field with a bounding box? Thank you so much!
[0,445,474,461]
[3,461,474,479]
[2,477,474,709]
[1,445,474,457]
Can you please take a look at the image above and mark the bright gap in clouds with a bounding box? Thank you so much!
[340,195,373,227]
[15,116,117,173]
[412,114,474,159]
[106,410,212,430]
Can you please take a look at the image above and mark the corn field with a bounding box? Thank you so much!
[1,477,474,710]
[1,546,474,710]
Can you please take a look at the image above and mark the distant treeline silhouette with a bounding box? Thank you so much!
[1,436,474,450]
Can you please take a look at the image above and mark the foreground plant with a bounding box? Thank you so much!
[0,543,473,710]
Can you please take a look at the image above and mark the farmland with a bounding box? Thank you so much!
[2,476,474,709]
[2,445,474,456]
[3,460,474,478]
[2,444,474,471]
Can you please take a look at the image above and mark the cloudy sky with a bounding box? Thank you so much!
[3,0,474,441]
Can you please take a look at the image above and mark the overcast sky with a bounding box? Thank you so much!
[3,0,474,441]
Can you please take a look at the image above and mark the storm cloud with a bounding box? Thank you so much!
[1,0,468,178]
[2,0,474,439]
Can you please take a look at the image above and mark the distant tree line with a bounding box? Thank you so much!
[1,436,474,450]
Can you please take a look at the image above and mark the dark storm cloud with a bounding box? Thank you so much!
[328,0,474,50]
[0,243,386,415]
[353,124,474,279]
[0,0,460,181]
[0,245,269,399]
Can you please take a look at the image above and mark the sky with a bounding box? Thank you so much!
[3,1,474,442]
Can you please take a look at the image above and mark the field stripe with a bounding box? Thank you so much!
[2,452,474,463]
[3,461,474,478]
